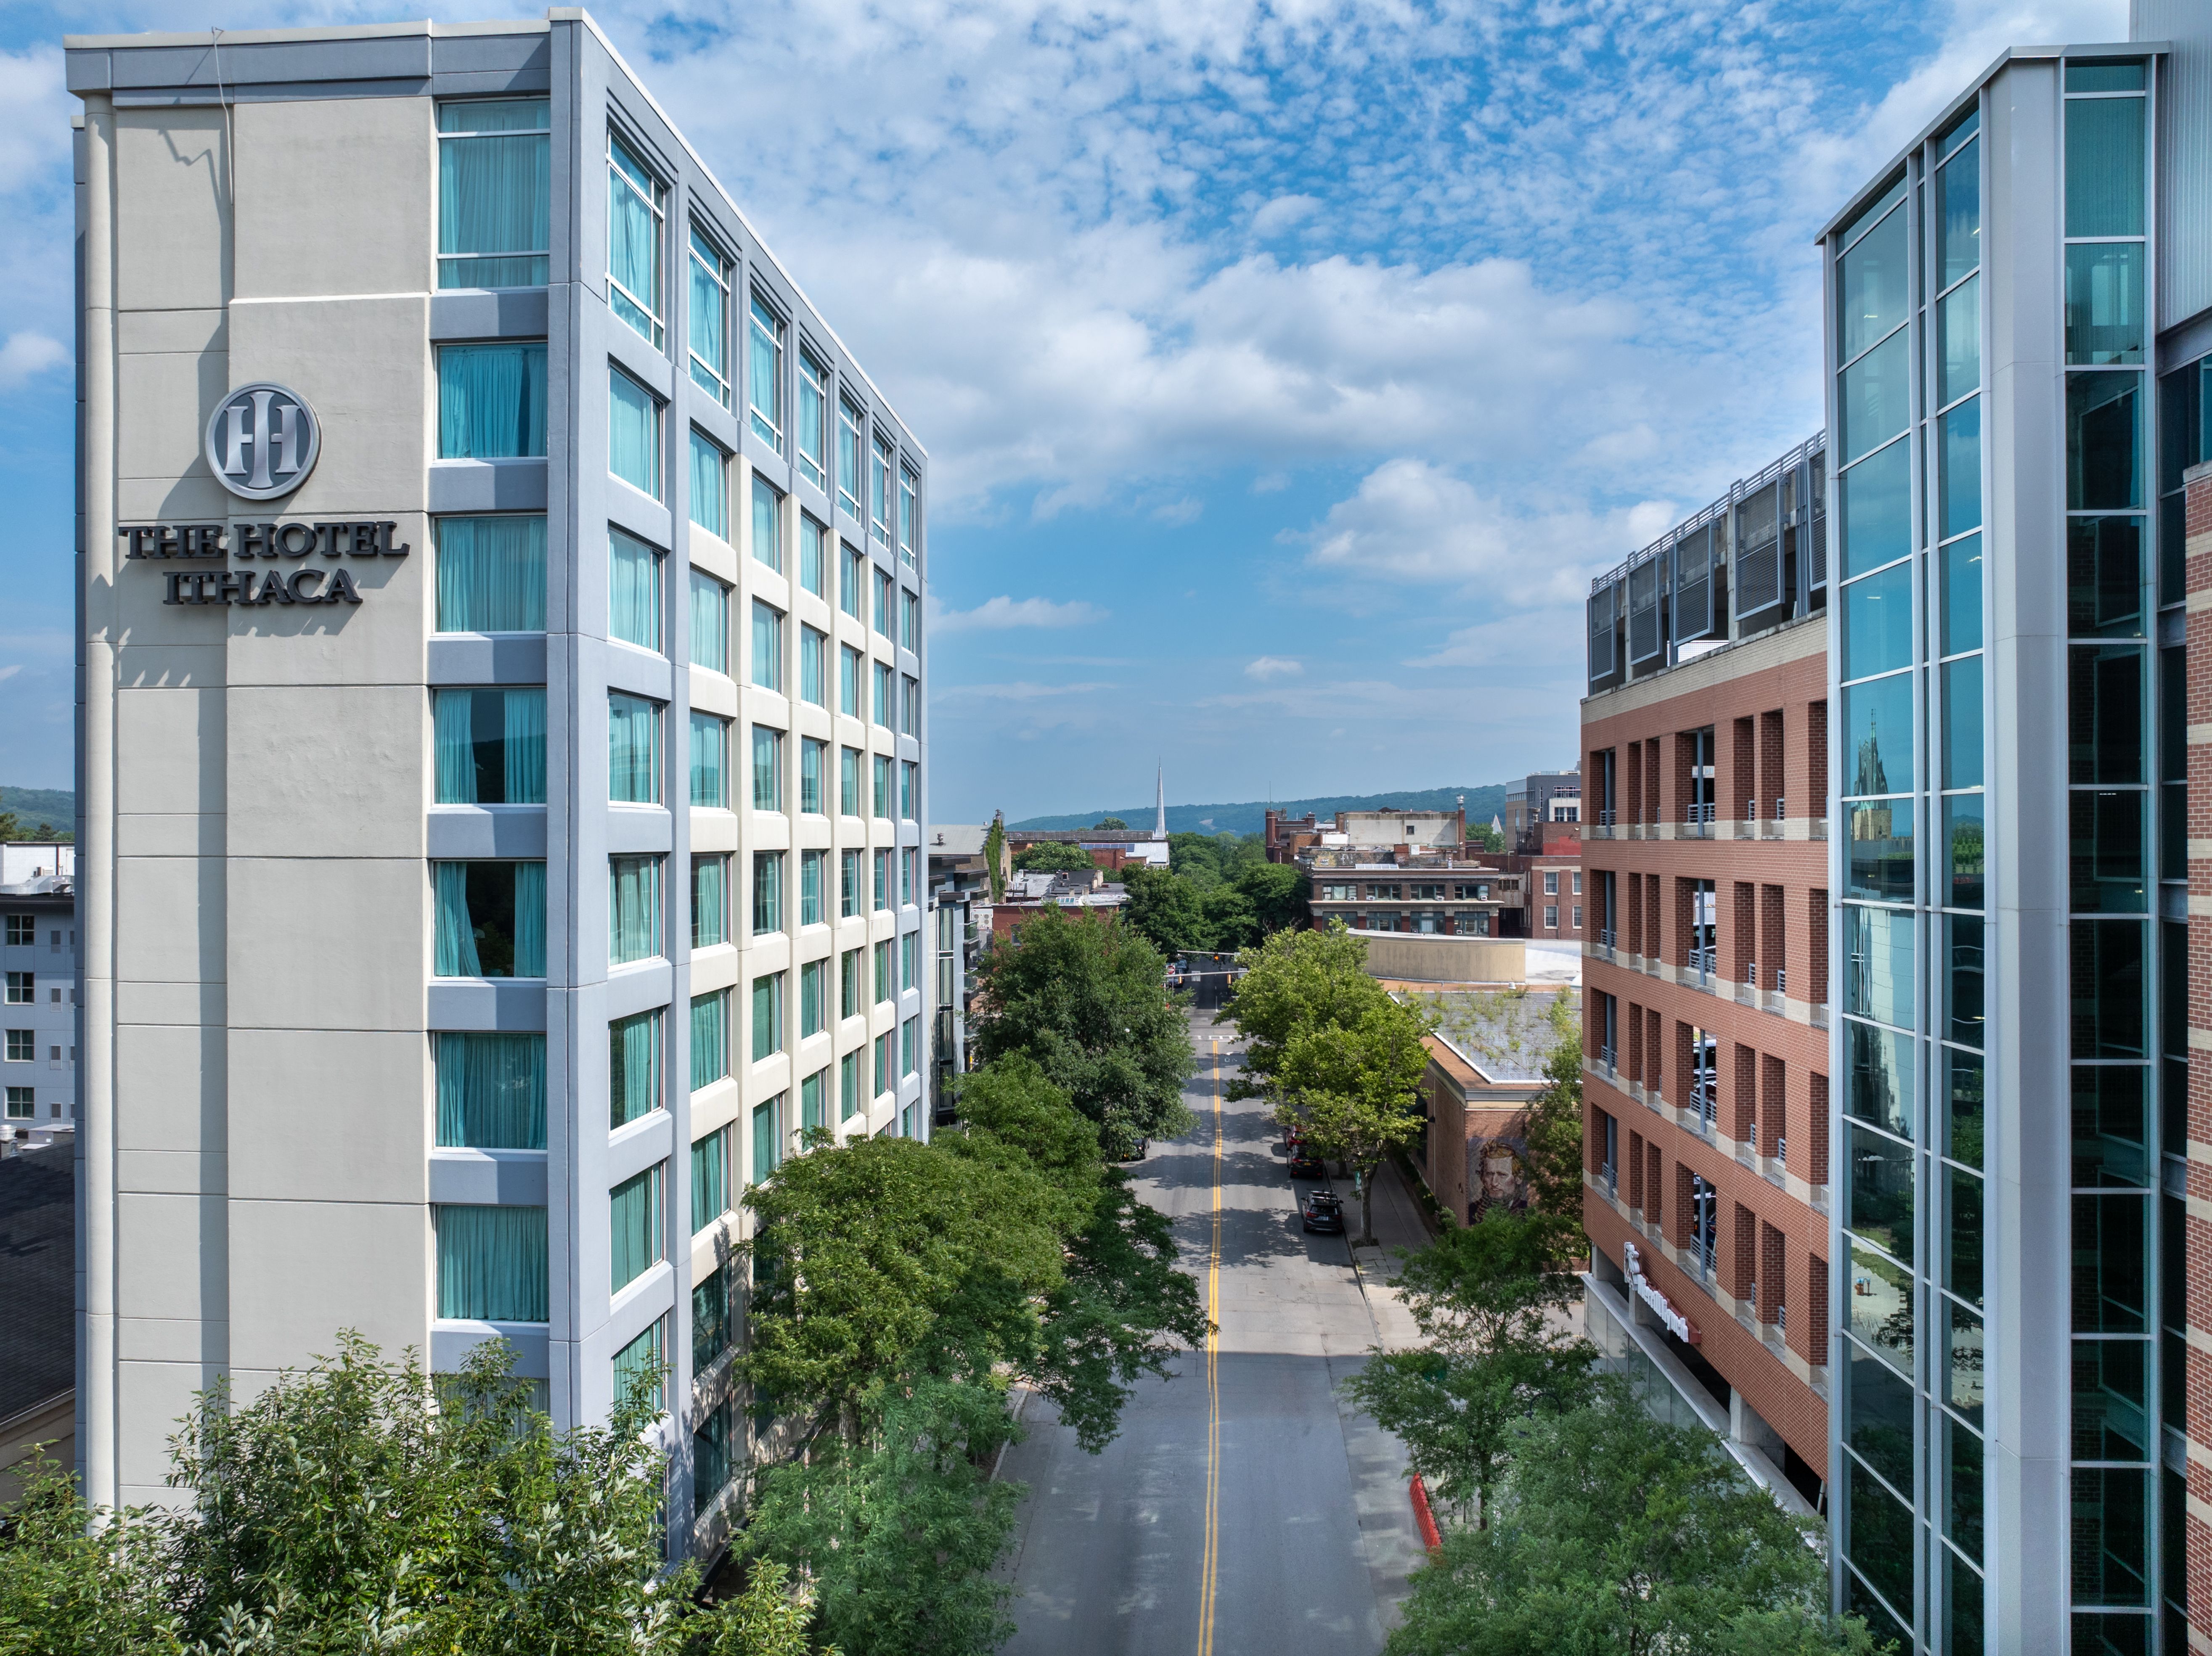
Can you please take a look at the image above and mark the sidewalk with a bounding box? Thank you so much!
[1348,1156,1434,1350]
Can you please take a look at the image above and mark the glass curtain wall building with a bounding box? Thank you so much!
[69,15,929,1560]
[1821,15,2209,1650]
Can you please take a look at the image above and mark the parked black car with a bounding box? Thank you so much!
[1287,1147,1326,1180]
[1301,1190,1345,1234]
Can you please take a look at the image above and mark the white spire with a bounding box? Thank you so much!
[1155,761,1167,838]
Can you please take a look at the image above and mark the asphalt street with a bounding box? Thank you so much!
[998,1016,1423,1656]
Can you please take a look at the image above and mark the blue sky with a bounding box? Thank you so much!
[0,0,2126,820]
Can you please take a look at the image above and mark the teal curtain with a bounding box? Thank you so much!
[752,852,783,936]
[689,228,728,398]
[800,850,821,924]
[609,856,662,966]
[752,974,781,1061]
[513,861,545,978]
[693,855,726,949]
[752,1098,779,1180]
[749,295,783,443]
[751,600,781,691]
[801,1070,825,1130]
[434,862,482,978]
[434,690,477,804]
[800,628,823,705]
[752,726,781,811]
[436,1204,548,1322]
[689,429,727,537]
[609,693,661,803]
[610,1008,662,1127]
[609,369,662,498]
[691,1123,727,1231]
[438,343,546,458]
[614,1317,665,1412]
[801,517,826,596]
[435,1032,546,1148]
[608,135,661,340]
[691,990,728,1093]
[437,101,549,288]
[800,960,822,1036]
[690,570,727,672]
[690,712,727,807]
[436,516,546,633]
[505,689,546,804]
[608,528,662,651]
[610,1167,664,1291]
[751,475,781,571]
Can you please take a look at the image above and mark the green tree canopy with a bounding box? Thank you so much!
[982,818,1007,901]
[1219,922,1394,1099]
[1233,860,1309,935]
[1120,864,1207,955]
[1093,816,1128,830]
[1012,839,1098,874]
[971,907,1196,1150]
[1275,999,1433,1245]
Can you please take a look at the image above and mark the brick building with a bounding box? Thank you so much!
[1580,445,1832,1516]
[1502,820,1584,944]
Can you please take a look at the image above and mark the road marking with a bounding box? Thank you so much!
[1199,1036,1221,1656]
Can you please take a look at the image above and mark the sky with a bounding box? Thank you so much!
[0,0,2129,821]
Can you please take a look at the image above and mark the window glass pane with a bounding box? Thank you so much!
[1948,1299,1987,1419]
[1942,656,1984,790]
[1839,329,1910,463]
[1937,135,1980,287]
[799,352,828,488]
[436,1204,548,1321]
[690,712,728,808]
[2067,243,2146,365]
[609,529,662,652]
[1941,532,1983,656]
[1848,1339,1915,1493]
[2069,372,2144,511]
[1948,1419,1986,1567]
[437,103,550,288]
[1844,671,1913,795]
[1846,1018,1914,1140]
[2072,1468,2152,1608]
[752,476,782,573]
[689,430,727,538]
[2068,517,2146,638]
[1842,561,1912,680]
[753,851,784,936]
[609,1008,662,1127]
[607,134,662,344]
[2074,1338,2151,1461]
[2074,1065,2151,1188]
[436,516,546,633]
[1948,1048,1985,1168]
[688,229,728,400]
[749,294,784,448]
[1945,913,1984,1047]
[1941,395,1982,539]
[1850,1241,1914,1374]
[1843,903,1915,1030]
[693,1266,732,1371]
[801,517,827,598]
[608,693,661,803]
[838,400,864,520]
[1938,273,1982,408]
[1845,1455,1916,1614]
[613,1316,665,1411]
[2074,1192,2149,1333]
[1838,201,1909,362]
[752,600,783,692]
[2066,93,2146,237]
[609,1164,664,1291]
[691,990,729,1095]
[2074,919,2148,1058]
[1845,799,1913,904]
[1948,1164,1985,1303]
[438,343,547,458]
[752,726,783,811]
[752,1096,781,1177]
[692,854,727,949]
[1840,438,1912,579]
[689,571,728,674]
[434,687,546,806]
[434,1032,547,1149]
[2071,644,2144,784]
[2072,789,2146,914]
[609,370,662,499]
[434,860,545,979]
[691,1124,728,1232]
[609,855,662,965]
[752,973,784,1061]
[1849,1122,1913,1262]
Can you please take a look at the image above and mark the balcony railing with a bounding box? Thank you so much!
[1693,1233,1716,1280]
[1598,927,1617,949]
[1599,1045,1618,1070]
[1687,946,1715,982]
[1601,1161,1618,1197]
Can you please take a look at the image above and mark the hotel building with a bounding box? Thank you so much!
[67,12,930,1557]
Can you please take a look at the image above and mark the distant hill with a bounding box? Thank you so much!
[1,787,74,835]
[1011,784,1512,838]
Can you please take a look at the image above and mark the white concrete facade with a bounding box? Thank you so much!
[68,11,930,1554]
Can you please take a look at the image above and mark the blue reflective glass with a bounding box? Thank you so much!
[1841,439,1912,579]
[1844,903,1915,1031]
[1843,562,1912,681]
[1844,672,1913,796]
[1841,330,1910,463]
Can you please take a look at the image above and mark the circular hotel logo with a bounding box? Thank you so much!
[205,382,321,501]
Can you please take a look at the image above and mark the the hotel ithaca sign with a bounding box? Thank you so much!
[119,384,408,606]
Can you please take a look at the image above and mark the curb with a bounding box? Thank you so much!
[1409,1473,1443,1553]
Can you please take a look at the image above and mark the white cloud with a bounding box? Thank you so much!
[935,679,1117,703]
[1251,193,1320,236]
[0,664,21,685]
[930,595,1107,633]
[1245,656,1301,680]
[0,331,64,388]
[1151,497,1203,525]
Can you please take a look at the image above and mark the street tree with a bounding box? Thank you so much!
[1274,999,1433,1246]
[1518,1031,1587,1254]
[1119,864,1206,955]
[1232,860,1309,935]
[982,818,1007,900]
[1219,922,1393,1100]
[1388,1393,1883,1656]
[1197,883,1258,951]
[971,907,1196,1151]
[1011,840,1097,874]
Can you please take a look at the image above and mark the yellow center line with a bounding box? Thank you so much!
[1199,1037,1221,1656]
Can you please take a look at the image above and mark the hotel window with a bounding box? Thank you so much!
[901,675,919,738]
[901,761,917,822]
[688,226,732,404]
[840,852,861,918]
[691,712,730,808]
[898,466,918,567]
[902,849,918,906]
[874,662,893,727]
[435,516,545,633]
[609,367,662,499]
[608,527,662,652]
[607,130,664,347]
[840,1050,859,1119]
[839,645,861,717]
[690,1122,729,1232]
[902,1016,919,1078]
[689,429,729,540]
[797,349,830,490]
[752,972,786,1061]
[801,958,827,1037]
[870,433,893,543]
[609,855,663,964]
[3,1087,28,1119]
[751,475,784,576]
[691,989,729,1094]
[752,1093,785,1178]
[609,693,662,804]
[5,1030,31,1061]
[800,516,828,600]
[874,569,894,637]
[751,600,784,692]
[872,756,894,821]
[874,853,893,915]
[435,1032,547,1150]
[752,850,784,936]
[437,99,551,288]
[434,862,546,978]
[800,849,825,923]
[841,544,866,621]
[437,343,546,458]
[433,688,546,805]
[749,293,786,450]
[840,746,861,817]
[840,947,861,1018]
[692,853,729,948]
[837,397,864,521]
[435,1204,548,1322]
[901,929,919,992]
[874,1032,892,1097]
[609,1164,665,1291]
[751,725,784,811]
[800,626,827,707]
[693,1264,734,1372]
[612,1315,665,1409]
[800,1068,827,1132]
[690,570,729,674]
[610,1008,663,1127]
[800,738,827,815]
[901,587,919,652]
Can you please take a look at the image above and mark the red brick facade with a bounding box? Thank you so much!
[1582,612,1831,1483]
[2184,459,2212,1645]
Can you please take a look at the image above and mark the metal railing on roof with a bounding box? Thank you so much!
[1587,432,1825,597]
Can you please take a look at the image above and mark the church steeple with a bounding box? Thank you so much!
[1155,762,1166,838]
